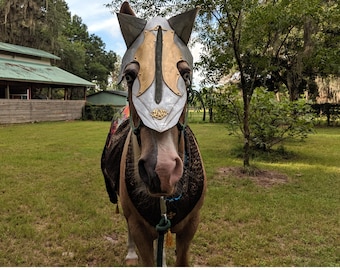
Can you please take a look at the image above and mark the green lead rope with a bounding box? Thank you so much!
[156,197,171,267]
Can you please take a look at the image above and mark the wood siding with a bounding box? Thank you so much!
[0,100,85,124]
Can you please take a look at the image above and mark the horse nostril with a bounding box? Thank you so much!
[138,159,148,183]
[138,158,163,194]
[138,159,158,184]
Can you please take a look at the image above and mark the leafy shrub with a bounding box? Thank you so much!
[214,86,314,151]
[82,104,120,121]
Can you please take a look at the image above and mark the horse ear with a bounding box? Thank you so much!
[119,1,135,15]
[117,2,147,48]
[168,8,199,45]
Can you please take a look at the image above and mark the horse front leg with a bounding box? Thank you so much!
[125,228,138,266]
[126,229,167,266]
[175,214,200,266]
[127,219,156,266]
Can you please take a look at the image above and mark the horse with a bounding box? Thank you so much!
[101,1,206,266]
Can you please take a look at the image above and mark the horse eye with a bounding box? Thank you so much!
[183,72,190,81]
[125,74,135,84]
[177,61,191,86]
[182,72,191,86]
[124,62,139,85]
[125,71,137,85]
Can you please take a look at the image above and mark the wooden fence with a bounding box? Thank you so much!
[312,103,340,126]
[0,99,86,124]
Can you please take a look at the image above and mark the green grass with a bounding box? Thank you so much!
[0,121,339,266]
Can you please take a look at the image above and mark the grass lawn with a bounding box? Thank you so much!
[0,121,339,266]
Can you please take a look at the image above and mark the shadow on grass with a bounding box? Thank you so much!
[229,144,298,163]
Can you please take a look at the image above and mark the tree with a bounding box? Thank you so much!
[57,35,87,79]
[195,0,262,167]
[199,87,215,122]
[106,0,263,166]
[0,0,119,89]
[84,34,118,90]
[187,86,207,121]
[311,0,340,77]
[194,0,338,166]
[215,85,314,151]
[58,14,118,89]
[106,0,339,167]
[0,0,70,52]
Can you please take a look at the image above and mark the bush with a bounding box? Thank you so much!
[214,86,314,151]
[82,104,120,121]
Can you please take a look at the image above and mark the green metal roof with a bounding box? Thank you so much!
[0,58,94,87]
[87,90,128,98]
[0,42,60,60]
[87,91,128,106]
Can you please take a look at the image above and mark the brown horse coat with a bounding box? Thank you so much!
[100,2,206,266]
[101,119,205,228]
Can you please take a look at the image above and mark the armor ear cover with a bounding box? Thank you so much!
[117,13,147,48]
[168,8,199,45]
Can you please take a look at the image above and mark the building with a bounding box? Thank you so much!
[0,42,94,100]
[86,90,128,107]
[0,42,94,124]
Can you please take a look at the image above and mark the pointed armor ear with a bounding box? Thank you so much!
[117,2,147,48]
[168,8,199,45]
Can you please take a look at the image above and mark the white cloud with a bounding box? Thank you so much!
[67,0,110,18]
[66,0,203,85]
[66,0,124,54]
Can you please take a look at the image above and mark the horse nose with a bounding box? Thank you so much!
[155,155,183,191]
[138,154,183,195]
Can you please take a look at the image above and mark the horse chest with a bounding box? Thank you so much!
[124,126,205,228]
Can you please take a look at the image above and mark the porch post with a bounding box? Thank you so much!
[5,84,10,99]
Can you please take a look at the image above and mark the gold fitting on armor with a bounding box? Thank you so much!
[150,108,168,120]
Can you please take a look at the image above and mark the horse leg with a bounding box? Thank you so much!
[127,219,156,266]
[175,214,200,266]
[125,228,138,266]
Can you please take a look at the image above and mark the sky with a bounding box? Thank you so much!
[66,0,204,85]
[66,0,126,56]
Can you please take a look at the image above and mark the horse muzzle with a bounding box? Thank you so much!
[138,153,183,196]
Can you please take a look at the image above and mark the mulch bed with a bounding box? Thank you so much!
[217,166,289,188]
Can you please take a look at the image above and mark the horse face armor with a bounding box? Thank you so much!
[117,8,198,133]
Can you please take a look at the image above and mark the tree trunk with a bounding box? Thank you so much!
[202,106,206,122]
[209,107,213,122]
[242,90,250,167]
